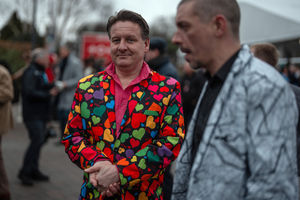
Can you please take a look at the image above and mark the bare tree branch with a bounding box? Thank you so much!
[9,0,113,47]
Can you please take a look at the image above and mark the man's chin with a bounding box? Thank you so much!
[186,60,199,70]
[115,61,130,68]
[186,59,206,70]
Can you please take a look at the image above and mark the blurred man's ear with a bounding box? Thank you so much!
[213,14,227,37]
[144,38,150,51]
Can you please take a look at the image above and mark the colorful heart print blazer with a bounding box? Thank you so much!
[62,69,185,200]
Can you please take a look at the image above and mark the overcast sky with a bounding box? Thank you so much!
[112,0,181,25]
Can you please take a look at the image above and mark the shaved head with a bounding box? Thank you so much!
[178,0,241,38]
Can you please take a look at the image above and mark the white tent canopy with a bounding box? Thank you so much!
[238,0,300,44]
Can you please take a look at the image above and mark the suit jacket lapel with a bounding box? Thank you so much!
[101,74,117,141]
[119,80,147,138]
[191,45,252,169]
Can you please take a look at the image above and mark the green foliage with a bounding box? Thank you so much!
[0,46,26,73]
[0,11,44,47]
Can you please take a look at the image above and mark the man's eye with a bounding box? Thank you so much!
[178,23,189,31]
[127,38,135,42]
[112,39,120,43]
[181,25,189,31]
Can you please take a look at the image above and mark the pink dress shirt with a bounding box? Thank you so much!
[105,61,151,138]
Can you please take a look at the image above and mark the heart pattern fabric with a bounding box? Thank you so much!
[62,69,185,200]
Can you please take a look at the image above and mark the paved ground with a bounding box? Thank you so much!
[2,119,83,200]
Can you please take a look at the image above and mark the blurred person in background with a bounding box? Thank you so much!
[180,61,205,127]
[54,43,83,142]
[18,48,56,186]
[7,51,32,123]
[83,57,96,76]
[45,53,58,84]
[93,58,105,72]
[0,64,14,200]
[11,50,31,81]
[250,43,279,68]
[288,64,300,86]
[145,37,179,80]
[44,53,59,141]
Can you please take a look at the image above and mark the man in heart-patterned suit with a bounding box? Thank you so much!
[62,10,185,200]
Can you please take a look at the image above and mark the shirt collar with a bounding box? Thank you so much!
[205,48,240,83]
[105,61,152,88]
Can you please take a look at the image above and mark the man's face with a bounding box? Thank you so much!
[59,47,69,59]
[110,21,149,69]
[172,1,214,69]
[36,53,49,68]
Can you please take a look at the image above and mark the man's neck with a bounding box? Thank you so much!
[207,41,241,76]
[115,62,143,89]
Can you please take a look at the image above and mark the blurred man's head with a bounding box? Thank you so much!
[251,43,279,67]
[31,48,49,68]
[172,0,241,74]
[59,43,74,59]
[145,37,167,61]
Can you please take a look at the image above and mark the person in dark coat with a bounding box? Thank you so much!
[18,48,56,186]
[145,37,179,80]
[180,61,206,127]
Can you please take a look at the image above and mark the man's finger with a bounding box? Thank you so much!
[97,184,106,193]
[106,189,114,197]
[90,179,97,187]
[114,183,121,193]
[89,173,98,187]
[108,183,120,195]
[85,161,112,173]
[84,165,99,173]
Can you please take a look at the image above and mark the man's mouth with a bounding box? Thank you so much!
[117,54,130,58]
[180,47,191,54]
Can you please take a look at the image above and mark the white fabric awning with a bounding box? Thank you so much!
[238,0,300,44]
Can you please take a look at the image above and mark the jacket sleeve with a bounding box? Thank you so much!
[0,67,13,104]
[116,81,185,191]
[245,82,299,199]
[62,81,109,170]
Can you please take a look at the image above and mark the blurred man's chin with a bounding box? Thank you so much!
[188,61,199,70]
[188,61,206,71]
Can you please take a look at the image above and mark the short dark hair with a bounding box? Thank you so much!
[149,37,167,55]
[106,10,149,40]
[251,43,279,67]
[179,0,241,39]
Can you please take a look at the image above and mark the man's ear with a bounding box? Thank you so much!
[212,14,227,37]
[144,38,150,51]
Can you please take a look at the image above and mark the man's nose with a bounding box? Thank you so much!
[172,31,181,46]
[118,39,127,50]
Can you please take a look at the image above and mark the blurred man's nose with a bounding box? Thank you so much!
[172,31,181,46]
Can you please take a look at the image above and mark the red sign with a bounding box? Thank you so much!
[81,32,111,65]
